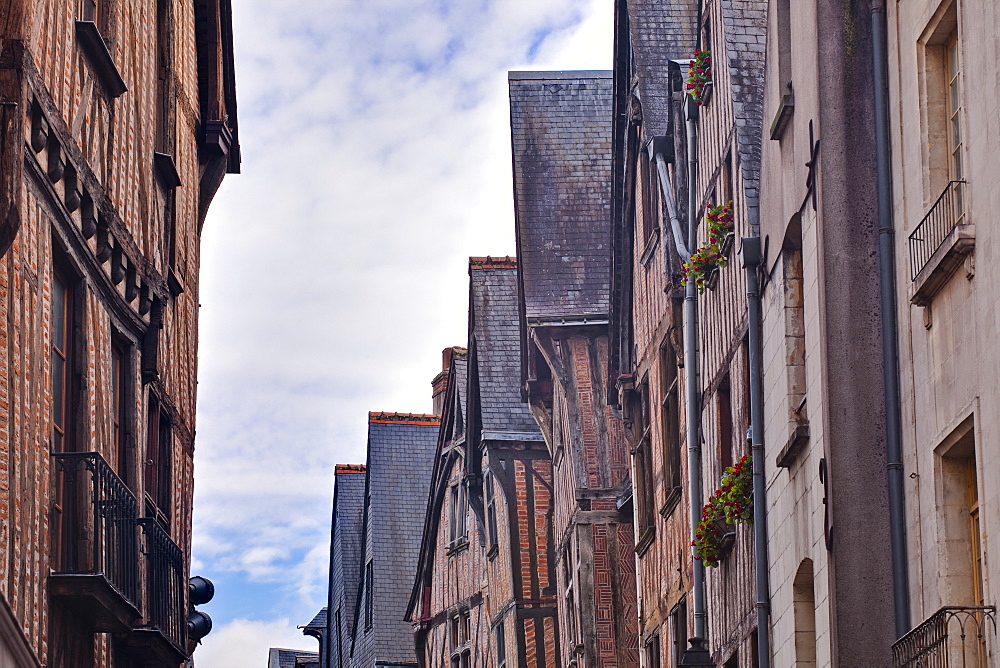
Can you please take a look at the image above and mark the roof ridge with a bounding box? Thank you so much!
[334,464,367,473]
[469,255,517,270]
[368,411,441,425]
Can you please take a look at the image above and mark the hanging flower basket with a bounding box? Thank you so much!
[681,201,735,293]
[686,49,713,105]
[693,454,753,568]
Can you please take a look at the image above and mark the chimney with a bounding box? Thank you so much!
[431,347,454,416]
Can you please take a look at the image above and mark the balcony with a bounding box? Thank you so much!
[49,452,140,632]
[892,606,996,667]
[908,180,974,306]
[122,518,187,664]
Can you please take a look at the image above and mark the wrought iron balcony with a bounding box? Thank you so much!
[125,518,187,664]
[49,452,140,632]
[892,606,996,667]
[907,181,974,306]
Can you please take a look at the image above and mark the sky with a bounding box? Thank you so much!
[190,0,613,665]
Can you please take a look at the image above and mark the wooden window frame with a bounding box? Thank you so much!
[144,394,172,526]
[633,381,656,551]
[51,265,77,454]
[485,470,499,558]
[660,343,682,516]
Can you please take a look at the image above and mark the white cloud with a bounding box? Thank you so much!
[193,0,611,652]
[193,617,314,668]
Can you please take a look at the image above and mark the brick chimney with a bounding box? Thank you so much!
[432,346,466,415]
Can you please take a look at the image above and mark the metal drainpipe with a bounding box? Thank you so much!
[740,233,771,668]
[871,0,910,637]
[683,95,708,648]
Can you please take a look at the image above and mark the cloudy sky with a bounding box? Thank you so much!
[191,0,612,664]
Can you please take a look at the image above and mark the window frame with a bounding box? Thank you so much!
[660,343,682,515]
[364,560,374,631]
[51,265,76,454]
[144,394,173,525]
[485,470,499,558]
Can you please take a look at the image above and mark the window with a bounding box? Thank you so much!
[77,0,99,24]
[722,151,734,205]
[563,542,579,646]
[144,395,172,522]
[449,481,468,545]
[793,559,817,666]
[485,471,499,557]
[364,560,374,631]
[641,155,660,244]
[670,599,688,668]
[335,608,344,667]
[51,266,75,453]
[718,374,733,474]
[945,36,963,184]
[450,609,471,667]
[111,340,133,485]
[632,381,656,544]
[645,635,661,668]
[155,0,174,155]
[660,343,682,513]
[495,621,506,668]
[918,2,963,201]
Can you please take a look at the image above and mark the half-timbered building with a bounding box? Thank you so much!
[0,0,238,664]
[509,71,640,667]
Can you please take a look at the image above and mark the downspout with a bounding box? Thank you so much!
[871,0,910,637]
[654,149,691,260]
[682,95,708,650]
[740,234,771,668]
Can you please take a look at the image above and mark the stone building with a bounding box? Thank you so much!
[757,0,899,664]
[345,413,438,668]
[509,71,640,666]
[0,0,237,665]
[886,0,1000,662]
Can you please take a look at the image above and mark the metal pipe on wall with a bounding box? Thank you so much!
[682,95,708,647]
[870,0,910,638]
[741,235,771,668]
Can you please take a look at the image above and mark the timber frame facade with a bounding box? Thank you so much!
[0,0,237,665]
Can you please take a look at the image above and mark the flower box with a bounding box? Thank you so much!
[686,49,712,105]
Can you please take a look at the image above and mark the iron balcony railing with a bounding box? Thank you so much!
[52,451,140,607]
[908,180,967,280]
[893,606,996,667]
[138,518,185,651]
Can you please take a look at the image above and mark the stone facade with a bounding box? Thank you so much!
[887,0,1000,661]
[0,0,237,665]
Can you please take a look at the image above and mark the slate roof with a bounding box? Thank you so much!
[351,414,439,666]
[266,648,318,668]
[625,0,699,137]
[509,71,613,320]
[719,0,768,218]
[302,607,326,633]
[468,259,541,438]
[327,464,366,659]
